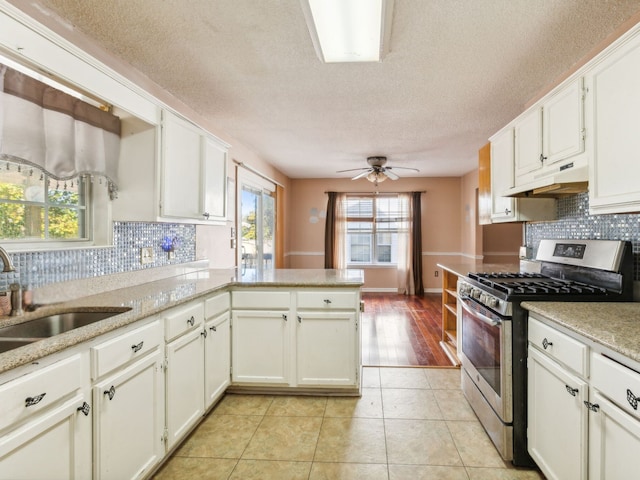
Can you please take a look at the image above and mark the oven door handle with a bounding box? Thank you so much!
[459,296,501,327]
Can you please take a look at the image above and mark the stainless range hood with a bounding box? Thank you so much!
[502,163,588,198]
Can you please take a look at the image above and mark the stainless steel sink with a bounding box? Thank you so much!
[0,308,132,346]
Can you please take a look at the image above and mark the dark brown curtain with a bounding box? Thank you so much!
[324,192,337,268]
[411,191,424,295]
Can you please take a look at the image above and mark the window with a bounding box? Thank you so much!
[0,160,89,241]
[345,195,406,265]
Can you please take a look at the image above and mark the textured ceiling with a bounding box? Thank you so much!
[15,0,640,179]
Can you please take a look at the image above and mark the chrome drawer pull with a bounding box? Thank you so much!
[25,393,46,407]
[104,385,116,401]
[131,341,144,353]
[565,385,579,397]
[627,389,640,410]
[77,402,91,416]
[187,316,195,327]
[584,401,600,412]
[542,338,553,350]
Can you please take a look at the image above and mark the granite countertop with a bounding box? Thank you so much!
[437,261,521,278]
[0,268,364,374]
[522,301,640,364]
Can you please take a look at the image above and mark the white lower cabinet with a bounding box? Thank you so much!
[163,301,205,450]
[204,311,230,408]
[91,319,164,480]
[93,350,164,480]
[296,311,357,386]
[231,309,290,384]
[527,346,588,480]
[0,354,91,480]
[528,314,640,480]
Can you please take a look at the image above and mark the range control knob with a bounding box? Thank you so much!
[459,283,471,296]
[487,297,499,308]
[471,288,482,300]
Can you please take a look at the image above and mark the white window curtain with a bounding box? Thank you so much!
[0,64,120,197]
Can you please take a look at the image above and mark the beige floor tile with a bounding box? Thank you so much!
[382,388,443,420]
[229,459,312,479]
[242,416,322,461]
[314,417,387,464]
[447,420,506,468]
[325,387,383,418]
[385,418,463,466]
[362,367,381,388]
[424,368,462,389]
[174,414,262,459]
[212,394,274,416]
[380,367,430,389]
[310,462,389,479]
[389,464,470,480]
[434,390,478,421]
[466,466,545,479]
[152,457,237,480]
[267,395,328,416]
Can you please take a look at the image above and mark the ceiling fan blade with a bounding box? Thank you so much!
[384,169,400,180]
[351,169,373,180]
[336,167,369,173]
[386,166,420,172]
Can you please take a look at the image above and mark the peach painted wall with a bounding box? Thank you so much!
[286,177,463,292]
[460,169,482,259]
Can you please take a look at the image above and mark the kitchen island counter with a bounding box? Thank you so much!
[0,268,364,374]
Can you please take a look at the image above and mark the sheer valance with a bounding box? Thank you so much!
[0,64,121,198]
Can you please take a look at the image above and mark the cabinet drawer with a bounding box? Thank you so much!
[0,354,83,431]
[91,319,162,379]
[591,352,640,421]
[232,290,290,310]
[165,301,204,341]
[205,292,230,319]
[528,316,588,376]
[297,290,358,310]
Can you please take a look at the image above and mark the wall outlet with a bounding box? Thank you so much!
[434,270,439,277]
[141,247,153,265]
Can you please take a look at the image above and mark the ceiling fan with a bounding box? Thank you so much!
[337,156,419,184]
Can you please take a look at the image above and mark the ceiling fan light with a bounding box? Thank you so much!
[367,171,387,183]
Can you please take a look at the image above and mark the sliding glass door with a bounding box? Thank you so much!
[240,181,275,273]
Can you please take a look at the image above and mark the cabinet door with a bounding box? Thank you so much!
[588,30,640,214]
[231,310,290,384]
[490,128,517,222]
[588,390,640,480]
[161,111,202,219]
[202,135,227,221]
[93,350,164,480]
[0,393,91,480]
[165,327,205,449]
[296,311,357,386]
[204,312,230,409]
[543,78,585,165]
[527,346,588,480]
[514,107,543,180]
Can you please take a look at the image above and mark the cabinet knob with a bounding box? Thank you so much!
[542,338,553,350]
[282,314,287,322]
[104,385,116,401]
[298,315,302,323]
[77,402,91,416]
[324,299,332,304]
[504,208,511,215]
[201,329,208,338]
[131,341,144,353]
[187,316,195,327]
[210,325,217,332]
[627,389,640,410]
[565,385,578,397]
[25,393,46,407]
[203,212,210,219]
[539,153,548,163]
[584,401,600,413]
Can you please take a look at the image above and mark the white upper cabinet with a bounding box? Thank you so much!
[586,26,640,215]
[161,110,229,223]
[514,78,586,187]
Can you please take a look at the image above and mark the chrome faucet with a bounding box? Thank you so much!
[0,246,15,273]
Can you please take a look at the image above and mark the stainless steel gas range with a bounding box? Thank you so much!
[458,239,633,467]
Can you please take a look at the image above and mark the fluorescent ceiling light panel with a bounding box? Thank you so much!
[303,0,393,63]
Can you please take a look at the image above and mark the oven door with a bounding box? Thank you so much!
[459,295,512,422]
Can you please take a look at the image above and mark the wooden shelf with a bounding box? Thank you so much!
[439,268,461,366]
[445,329,457,344]
[439,340,461,367]
[444,303,457,316]
[444,288,458,298]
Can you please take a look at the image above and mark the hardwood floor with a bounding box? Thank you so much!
[361,293,453,367]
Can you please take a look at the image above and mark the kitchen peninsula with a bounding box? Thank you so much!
[0,267,364,480]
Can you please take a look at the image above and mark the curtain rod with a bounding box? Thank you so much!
[233,159,284,188]
[324,190,426,194]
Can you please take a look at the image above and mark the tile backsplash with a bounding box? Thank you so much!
[0,222,196,291]
[525,192,640,280]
